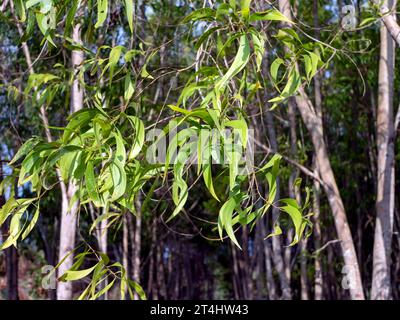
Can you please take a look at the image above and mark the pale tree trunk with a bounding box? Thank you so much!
[99,209,108,299]
[263,232,277,299]
[377,1,400,46]
[147,220,157,299]
[122,214,129,299]
[371,0,396,300]
[129,196,142,300]
[294,88,364,300]
[313,160,323,300]
[57,21,84,300]
[0,165,19,300]
[312,0,323,300]
[231,241,241,299]
[279,0,365,300]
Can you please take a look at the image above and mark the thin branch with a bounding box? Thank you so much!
[252,136,325,187]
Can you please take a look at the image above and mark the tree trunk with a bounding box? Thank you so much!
[129,196,142,300]
[294,88,364,300]
[57,21,84,300]
[0,166,19,300]
[313,161,323,300]
[122,214,129,299]
[371,0,396,300]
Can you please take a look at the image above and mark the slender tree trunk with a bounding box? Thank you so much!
[231,242,241,299]
[57,21,84,300]
[371,0,396,300]
[294,88,364,299]
[313,161,323,300]
[377,1,400,46]
[122,214,129,299]
[130,196,142,300]
[0,165,19,300]
[262,223,277,299]
[100,210,108,298]
[147,220,157,299]
[312,1,323,300]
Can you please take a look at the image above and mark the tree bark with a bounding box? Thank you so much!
[313,161,323,300]
[312,1,323,300]
[0,165,19,300]
[57,21,84,300]
[294,88,364,300]
[371,0,396,300]
[377,2,400,46]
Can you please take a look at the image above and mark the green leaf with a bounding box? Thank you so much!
[225,119,248,148]
[61,263,99,281]
[95,0,108,28]
[281,69,301,97]
[46,145,82,169]
[280,204,304,246]
[250,30,265,72]
[168,162,188,221]
[307,51,319,80]
[35,11,56,47]
[249,9,294,24]
[182,8,216,23]
[240,0,251,21]
[203,163,219,201]
[85,160,102,207]
[124,0,134,33]
[216,35,250,91]
[127,116,145,160]
[108,46,123,83]
[63,109,101,143]
[21,205,40,240]
[270,58,284,83]
[219,197,241,249]
[265,224,282,240]
[359,17,376,27]
[264,155,281,207]
[128,280,147,300]
[89,212,120,234]
[258,154,282,172]
[9,137,41,165]
[109,160,127,201]
[91,279,116,300]
[195,26,221,50]
[124,71,135,101]
[113,130,127,165]
[14,0,26,22]
[303,54,312,81]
